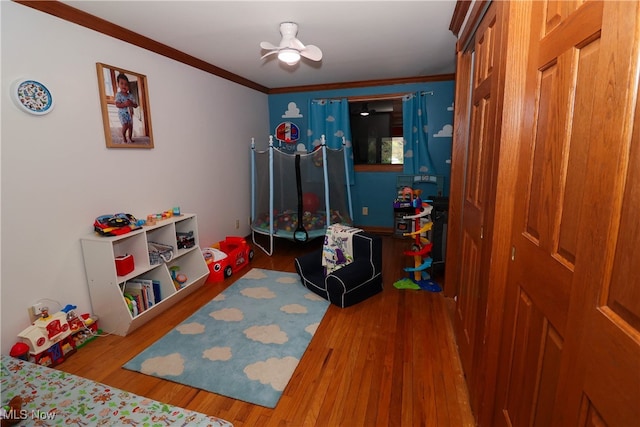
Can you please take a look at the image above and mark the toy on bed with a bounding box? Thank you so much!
[251,135,354,255]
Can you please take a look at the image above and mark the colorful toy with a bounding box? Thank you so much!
[203,236,254,282]
[202,247,231,282]
[303,192,320,213]
[176,231,195,249]
[394,188,441,292]
[169,266,188,289]
[94,213,140,236]
[16,307,99,367]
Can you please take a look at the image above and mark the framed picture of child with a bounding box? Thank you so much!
[96,63,154,148]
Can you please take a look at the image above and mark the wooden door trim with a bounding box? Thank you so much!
[444,50,473,298]
[473,2,532,425]
[458,0,492,53]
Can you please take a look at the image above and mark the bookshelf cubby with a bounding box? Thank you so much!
[80,214,209,336]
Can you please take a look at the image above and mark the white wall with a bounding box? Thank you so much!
[0,2,269,353]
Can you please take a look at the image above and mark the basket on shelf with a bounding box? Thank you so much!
[148,242,174,265]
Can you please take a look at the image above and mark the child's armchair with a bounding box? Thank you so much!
[294,232,383,307]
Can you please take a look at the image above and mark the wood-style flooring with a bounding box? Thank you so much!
[57,234,474,426]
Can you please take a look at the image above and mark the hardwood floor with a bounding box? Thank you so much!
[58,234,474,426]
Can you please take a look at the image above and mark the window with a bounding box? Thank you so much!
[350,98,403,166]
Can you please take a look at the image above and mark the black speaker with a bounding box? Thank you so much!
[428,196,449,274]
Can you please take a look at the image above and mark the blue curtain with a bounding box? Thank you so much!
[402,92,435,175]
[308,98,354,181]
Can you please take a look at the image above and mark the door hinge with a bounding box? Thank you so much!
[511,246,516,261]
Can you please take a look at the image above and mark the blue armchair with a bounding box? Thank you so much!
[294,232,383,307]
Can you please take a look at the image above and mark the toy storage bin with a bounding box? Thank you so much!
[115,254,135,276]
[148,242,174,265]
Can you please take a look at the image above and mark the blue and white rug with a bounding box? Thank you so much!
[123,268,329,408]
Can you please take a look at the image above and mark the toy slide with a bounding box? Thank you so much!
[404,257,433,272]
[402,205,433,220]
[403,221,433,237]
[403,242,434,257]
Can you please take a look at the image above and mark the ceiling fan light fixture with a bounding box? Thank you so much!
[261,22,321,66]
[278,49,301,65]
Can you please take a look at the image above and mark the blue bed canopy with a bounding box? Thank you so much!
[251,135,354,255]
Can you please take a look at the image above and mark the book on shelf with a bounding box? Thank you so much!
[124,279,152,313]
[152,280,162,304]
[125,278,164,309]
[133,279,155,308]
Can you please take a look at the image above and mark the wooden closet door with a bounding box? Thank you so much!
[553,1,640,424]
[452,2,500,410]
[494,1,640,425]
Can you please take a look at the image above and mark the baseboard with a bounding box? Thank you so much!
[357,226,394,235]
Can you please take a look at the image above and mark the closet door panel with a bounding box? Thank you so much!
[452,3,500,414]
[495,1,604,426]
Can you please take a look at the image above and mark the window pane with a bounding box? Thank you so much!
[350,99,403,165]
[391,137,404,164]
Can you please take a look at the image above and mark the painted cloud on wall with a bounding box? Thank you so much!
[282,102,303,118]
[434,124,453,138]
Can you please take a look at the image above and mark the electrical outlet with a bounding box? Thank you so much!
[362,206,369,215]
[235,219,240,229]
[29,303,45,322]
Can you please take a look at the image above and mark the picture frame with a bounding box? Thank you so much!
[96,63,154,148]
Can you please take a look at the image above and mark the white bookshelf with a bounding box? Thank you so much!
[80,214,209,336]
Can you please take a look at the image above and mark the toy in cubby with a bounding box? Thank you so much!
[394,187,442,292]
[170,266,188,290]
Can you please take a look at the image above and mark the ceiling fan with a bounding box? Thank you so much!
[260,22,323,66]
[359,103,375,116]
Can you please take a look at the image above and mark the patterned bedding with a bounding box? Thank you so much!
[0,355,232,426]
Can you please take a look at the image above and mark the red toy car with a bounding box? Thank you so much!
[203,236,254,282]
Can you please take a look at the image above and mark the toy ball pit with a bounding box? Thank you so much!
[252,210,351,238]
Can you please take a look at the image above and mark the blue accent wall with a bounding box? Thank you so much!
[267,80,454,228]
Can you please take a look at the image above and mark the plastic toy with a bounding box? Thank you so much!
[204,236,254,282]
[9,342,30,361]
[94,213,140,236]
[303,192,320,213]
[169,266,188,289]
[202,247,231,282]
[393,188,442,292]
[176,231,195,249]
[16,307,99,367]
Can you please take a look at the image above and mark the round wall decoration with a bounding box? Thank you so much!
[11,79,54,115]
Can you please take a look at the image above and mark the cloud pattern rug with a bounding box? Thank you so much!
[124,268,329,408]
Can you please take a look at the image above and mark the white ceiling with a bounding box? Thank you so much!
[61,1,458,90]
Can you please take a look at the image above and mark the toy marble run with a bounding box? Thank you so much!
[397,187,442,292]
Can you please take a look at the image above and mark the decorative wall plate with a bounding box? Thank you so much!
[11,79,54,115]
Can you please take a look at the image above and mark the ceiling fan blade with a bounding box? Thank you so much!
[260,50,279,60]
[260,41,280,50]
[300,45,323,62]
[288,37,306,51]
